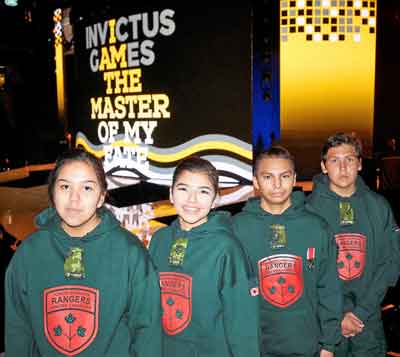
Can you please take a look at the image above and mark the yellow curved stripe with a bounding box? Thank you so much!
[76,137,252,162]
[148,141,252,162]
[76,137,105,158]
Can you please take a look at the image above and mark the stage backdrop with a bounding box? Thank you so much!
[279,0,377,179]
[71,4,254,188]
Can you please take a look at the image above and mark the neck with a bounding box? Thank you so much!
[260,200,291,215]
[329,184,356,198]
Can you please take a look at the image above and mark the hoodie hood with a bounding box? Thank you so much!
[311,173,370,200]
[35,207,121,243]
[241,190,306,218]
[170,210,233,240]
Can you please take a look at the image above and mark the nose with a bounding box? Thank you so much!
[339,159,347,171]
[187,190,197,202]
[69,188,80,202]
[273,177,281,189]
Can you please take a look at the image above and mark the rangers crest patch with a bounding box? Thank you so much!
[160,272,192,335]
[335,233,366,280]
[43,285,99,356]
[258,254,303,308]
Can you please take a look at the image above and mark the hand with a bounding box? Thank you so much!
[320,349,333,357]
[341,312,364,337]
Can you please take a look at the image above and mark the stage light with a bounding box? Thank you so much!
[297,0,305,9]
[297,16,305,26]
[263,72,272,85]
[4,0,18,6]
[263,93,272,102]
[330,8,339,16]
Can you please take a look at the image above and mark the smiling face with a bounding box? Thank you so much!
[321,143,362,197]
[170,170,217,231]
[254,157,296,214]
[53,160,106,237]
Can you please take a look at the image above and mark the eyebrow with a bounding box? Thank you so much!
[56,178,97,184]
[259,170,294,175]
[175,183,212,190]
[328,154,358,158]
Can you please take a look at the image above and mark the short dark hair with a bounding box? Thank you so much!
[321,132,362,162]
[172,156,219,195]
[253,146,296,175]
[48,149,107,206]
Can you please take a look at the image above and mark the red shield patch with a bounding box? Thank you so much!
[258,254,304,308]
[160,272,192,335]
[43,285,99,356]
[335,233,366,281]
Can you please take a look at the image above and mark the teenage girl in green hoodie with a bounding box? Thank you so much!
[149,156,260,357]
[5,149,162,357]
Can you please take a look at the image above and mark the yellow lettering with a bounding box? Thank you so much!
[114,95,127,119]
[103,71,115,95]
[152,94,170,118]
[136,95,152,119]
[90,97,106,119]
[90,94,171,120]
[103,69,142,95]
[99,44,127,72]
[109,44,127,69]
[108,19,116,44]
[103,97,116,119]
[125,95,137,119]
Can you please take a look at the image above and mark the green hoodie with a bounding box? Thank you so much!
[5,207,162,357]
[232,191,342,356]
[307,173,400,323]
[149,211,260,357]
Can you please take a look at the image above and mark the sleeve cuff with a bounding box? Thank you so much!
[352,306,369,323]
[321,344,335,353]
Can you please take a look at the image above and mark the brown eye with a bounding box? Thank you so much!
[200,189,211,195]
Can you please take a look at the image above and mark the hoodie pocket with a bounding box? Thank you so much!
[164,338,199,357]
[260,309,318,356]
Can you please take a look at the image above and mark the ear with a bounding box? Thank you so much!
[97,192,106,208]
[253,175,260,191]
[211,194,220,209]
[169,187,174,204]
[293,173,297,187]
[321,161,328,174]
[358,157,362,172]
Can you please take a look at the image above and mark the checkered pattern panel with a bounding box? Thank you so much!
[281,0,376,42]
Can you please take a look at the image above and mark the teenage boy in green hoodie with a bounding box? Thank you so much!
[307,132,400,357]
[233,146,342,357]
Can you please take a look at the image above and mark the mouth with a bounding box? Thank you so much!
[183,206,200,213]
[65,208,81,214]
[183,206,198,211]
